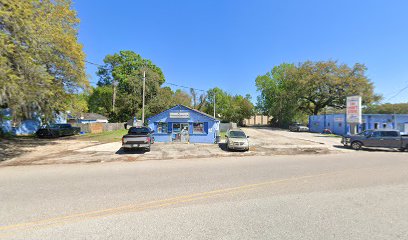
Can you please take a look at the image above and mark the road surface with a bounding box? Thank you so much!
[1,151,408,239]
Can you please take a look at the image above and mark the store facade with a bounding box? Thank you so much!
[309,113,408,136]
[147,105,220,143]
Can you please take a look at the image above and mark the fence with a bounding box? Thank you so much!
[219,122,237,132]
[72,123,125,134]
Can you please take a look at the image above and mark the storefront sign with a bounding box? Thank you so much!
[169,112,190,119]
[346,96,362,124]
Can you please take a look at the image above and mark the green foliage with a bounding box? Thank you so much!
[206,88,254,124]
[256,63,303,127]
[95,50,165,122]
[88,86,113,117]
[297,61,381,115]
[66,93,89,118]
[0,0,88,121]
[364,103,408,114]
[256,61,381,127]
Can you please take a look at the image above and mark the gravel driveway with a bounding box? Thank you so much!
[1,128,342,166]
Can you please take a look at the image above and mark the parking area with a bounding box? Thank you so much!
[0,127,348,166]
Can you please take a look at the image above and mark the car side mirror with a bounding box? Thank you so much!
[247,136,250,138]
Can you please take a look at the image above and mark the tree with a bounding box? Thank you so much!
[0,0,88,121]
[364,103,408,114]
[96,50,165,122]
[255,63,303,127]
[256,61,381,127]
[88,86,113,117]
[298,61,381,115]
[206,88,254,124]
[67,93,89,118]
[173,89,192,107]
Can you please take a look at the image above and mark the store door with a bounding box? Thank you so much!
[172,123,189,143]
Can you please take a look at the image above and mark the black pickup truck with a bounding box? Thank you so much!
[342,129,408,151]
[122,127,154,152]
[36,124,80,138]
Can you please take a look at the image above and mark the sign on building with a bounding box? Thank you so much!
[169,112,190,119]
[346,96,362,124]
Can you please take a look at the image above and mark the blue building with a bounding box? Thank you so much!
[309,113,408,136]
[147,105,220,143]
[0,108,67,136]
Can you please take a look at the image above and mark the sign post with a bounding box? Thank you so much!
[346,96,362,134]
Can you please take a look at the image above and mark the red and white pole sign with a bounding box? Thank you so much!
[346,96,362,124]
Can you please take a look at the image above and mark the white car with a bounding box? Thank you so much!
[225,129,250,151]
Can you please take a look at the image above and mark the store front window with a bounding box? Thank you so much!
[193,122,205,134]
[157,122,168,133]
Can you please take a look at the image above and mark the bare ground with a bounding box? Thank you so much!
[0,128,338,166]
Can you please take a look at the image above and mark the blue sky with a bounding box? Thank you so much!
[74,0,408,103]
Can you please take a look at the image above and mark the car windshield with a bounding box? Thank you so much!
[229,131,247,138]
[128,127,150,135]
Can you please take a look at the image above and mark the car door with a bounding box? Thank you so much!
[364,131,382,147]
[380,131,401,148]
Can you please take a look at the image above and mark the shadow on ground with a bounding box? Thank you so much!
[332,145,405,153]
[0,137,63,161]
[218,143,228,151]
[115,148,149,155]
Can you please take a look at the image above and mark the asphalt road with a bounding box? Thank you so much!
[1,151,408,239]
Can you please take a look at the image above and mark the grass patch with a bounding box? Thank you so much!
[219,131,227,141]
[78,129,128,143]
[315,134,342,138]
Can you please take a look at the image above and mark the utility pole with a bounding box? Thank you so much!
[112,80,117,112]
[213,91,216,118]
[142,70,146,124]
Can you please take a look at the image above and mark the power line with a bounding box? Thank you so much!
[85,60,207,92]
[383,82,408,102]
[163,82,206,92]
[85,60,105,67]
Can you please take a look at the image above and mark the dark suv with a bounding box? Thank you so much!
[342,130,408,151]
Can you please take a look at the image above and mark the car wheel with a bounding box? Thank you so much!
[145,147,151,152]
[351,141,362,150]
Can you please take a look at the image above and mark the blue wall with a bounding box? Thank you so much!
[147,105,220,144]
[309,114,408,136]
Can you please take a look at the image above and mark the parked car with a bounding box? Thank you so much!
[225,128,250,151]
[342,129,408,151]
[289,123,309,132]
[36,124,80,138]
[122,126,154,152]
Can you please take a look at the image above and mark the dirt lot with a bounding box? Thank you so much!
[0,128,345,166]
